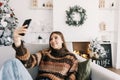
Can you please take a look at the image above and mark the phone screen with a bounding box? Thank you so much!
[19,19,32,36]
[22,19,32,28]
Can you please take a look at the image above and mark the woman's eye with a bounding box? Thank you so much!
[55,36,58,39]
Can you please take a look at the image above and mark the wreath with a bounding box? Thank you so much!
[66,5,87,26]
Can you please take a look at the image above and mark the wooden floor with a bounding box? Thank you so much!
[107,68,120,75]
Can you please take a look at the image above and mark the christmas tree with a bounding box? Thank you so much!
[0,0,18,46]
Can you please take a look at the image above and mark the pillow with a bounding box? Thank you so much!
[76,59,91,80]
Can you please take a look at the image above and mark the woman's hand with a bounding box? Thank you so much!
[13,25,28,47]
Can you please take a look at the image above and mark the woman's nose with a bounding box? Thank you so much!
[50,39,55,43]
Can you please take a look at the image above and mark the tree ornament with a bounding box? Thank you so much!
[66,5,87,26]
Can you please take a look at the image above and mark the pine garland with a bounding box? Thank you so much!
[66,5,87,26]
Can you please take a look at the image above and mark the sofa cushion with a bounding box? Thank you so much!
[76,59,91,80]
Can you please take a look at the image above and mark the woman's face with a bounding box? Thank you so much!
[50,33,63,49]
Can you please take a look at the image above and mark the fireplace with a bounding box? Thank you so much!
[72,42,90,59]
[72,42,112,67]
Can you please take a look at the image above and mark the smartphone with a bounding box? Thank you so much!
[19,19,32,36]
[22,19,32,28]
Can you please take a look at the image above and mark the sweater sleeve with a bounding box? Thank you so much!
[67,56,78,80]
[12,41,42,68]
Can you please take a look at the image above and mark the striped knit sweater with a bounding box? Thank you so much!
[12,42,78,80]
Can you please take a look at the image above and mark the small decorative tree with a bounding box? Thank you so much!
[88,38,107,59]
[0,0,18,46]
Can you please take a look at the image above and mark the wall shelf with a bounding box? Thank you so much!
[31,0,53,10]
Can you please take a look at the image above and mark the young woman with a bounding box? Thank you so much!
[0,25,78,80]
